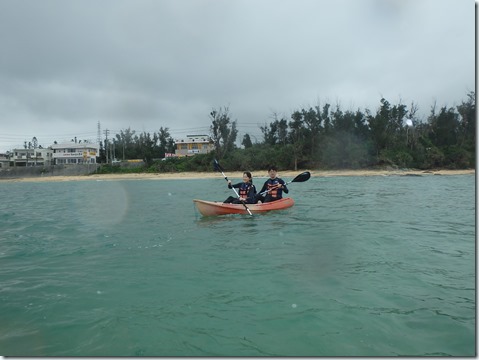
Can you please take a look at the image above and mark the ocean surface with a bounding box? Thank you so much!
[0,173,475,356]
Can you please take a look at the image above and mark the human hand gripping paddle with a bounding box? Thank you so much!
[259,171,311,197]
[213,159,253,216]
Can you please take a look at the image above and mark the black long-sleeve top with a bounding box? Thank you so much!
[228,181,256,199]
[259,178,289,199]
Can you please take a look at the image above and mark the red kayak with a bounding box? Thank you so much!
[193,197,295,216]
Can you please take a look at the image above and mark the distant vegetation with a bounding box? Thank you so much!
[98,92,475,173]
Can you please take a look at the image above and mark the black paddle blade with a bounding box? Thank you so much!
[213,159,223,172]
[291,171,311,183]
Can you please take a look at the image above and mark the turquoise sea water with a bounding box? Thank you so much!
[0,174,475,356]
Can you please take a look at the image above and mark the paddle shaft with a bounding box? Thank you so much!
[219,170,241,198]
[215,160,253,216]
[259,171,311,196]
[259,179,291,197]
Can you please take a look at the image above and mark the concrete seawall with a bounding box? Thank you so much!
[0,164,101,179]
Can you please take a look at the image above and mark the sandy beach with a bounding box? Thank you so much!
[0,168,474,183]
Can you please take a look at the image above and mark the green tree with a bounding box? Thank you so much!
[456,91,475,148]
[289,111,306,170]
[157,127,175,158]
[209,107,238,160]
[321,131,370,168]
[260,121,278,145]
[368,98,407,157]
[429,106,459,148]
[322,107,372,168]
[260,114,289,146]
[242,133,253,148]
[301,107,322,161]
[98,141,106,163]
[138,132,155,166]
[456,91,476,167]
[115,128,136,160]
[320,103,332,135]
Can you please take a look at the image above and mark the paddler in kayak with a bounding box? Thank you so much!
[223,171,258,204]
[256,165,289,203]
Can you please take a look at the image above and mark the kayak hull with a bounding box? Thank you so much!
[193,197,295,216]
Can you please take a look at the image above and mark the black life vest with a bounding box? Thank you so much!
[239,183,253,197]
[267,180,280,198]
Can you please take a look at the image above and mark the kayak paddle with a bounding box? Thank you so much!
[213,159,253,216]
[259,171,311,196]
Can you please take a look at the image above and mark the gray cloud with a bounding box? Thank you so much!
[0,0,474,151]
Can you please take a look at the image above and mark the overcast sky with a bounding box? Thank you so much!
[0,0,474,152]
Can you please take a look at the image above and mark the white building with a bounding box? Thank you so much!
[174,135,213,157]
[10,147,53,166]
[51,142,99,165]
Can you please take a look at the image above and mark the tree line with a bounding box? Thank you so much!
[98,92,475,173]
[98,126,176,165]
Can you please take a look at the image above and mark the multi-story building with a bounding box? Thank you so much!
[51,142,99,165]
[174,135,213,157]
[0,153,10,168]
[9,147,53,166]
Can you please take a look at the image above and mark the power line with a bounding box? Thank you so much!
[0,122,267,152]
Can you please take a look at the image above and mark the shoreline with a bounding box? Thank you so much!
[0,168,474,183]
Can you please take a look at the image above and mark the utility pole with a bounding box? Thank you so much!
[103,129,110,164]
[32,137,38,166]
[97,121,102,146]
[97,121,102,166]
